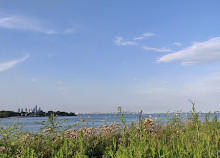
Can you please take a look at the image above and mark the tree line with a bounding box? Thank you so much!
[0,110,77,118]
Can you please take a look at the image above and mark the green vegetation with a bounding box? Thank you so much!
[0,110,76,118]
[1,104,220,157]
[0,111,20,118]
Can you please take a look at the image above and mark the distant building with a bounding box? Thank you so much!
[35,105,38,113]
[17,105,43,114]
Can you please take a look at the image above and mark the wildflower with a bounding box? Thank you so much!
[143,118,154,130]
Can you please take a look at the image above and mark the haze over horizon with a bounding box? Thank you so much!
[1,1,220,113]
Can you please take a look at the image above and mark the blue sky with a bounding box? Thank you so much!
[1,0,220,113]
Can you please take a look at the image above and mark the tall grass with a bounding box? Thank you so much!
[0,105,220,157]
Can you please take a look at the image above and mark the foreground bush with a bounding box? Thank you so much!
[0,105,220,157]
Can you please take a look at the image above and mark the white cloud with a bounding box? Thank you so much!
[173,42,182,46]
[0,15,56,34]
[0,14,83,35]
[114,33,173,53]
[0,54,29,72]
[158,37,220,65]
[143,46,172,52]
[133,32,155,40]
[114,37,137,46]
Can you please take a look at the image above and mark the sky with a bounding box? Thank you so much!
[1,0,220,113]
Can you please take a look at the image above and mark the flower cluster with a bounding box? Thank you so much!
[143,118,154,131]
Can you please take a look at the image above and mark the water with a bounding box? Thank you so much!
[1,113,220,132]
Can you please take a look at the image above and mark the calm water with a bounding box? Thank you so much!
[1,113,220,132]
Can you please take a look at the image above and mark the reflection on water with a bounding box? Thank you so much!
[0,113,219,132]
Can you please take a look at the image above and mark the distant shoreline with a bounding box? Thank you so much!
[0,110,77,118]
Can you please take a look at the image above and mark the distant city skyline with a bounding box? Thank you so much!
[1,1,220,113]
[18,105,41,113]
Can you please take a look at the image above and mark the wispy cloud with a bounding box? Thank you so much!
[0,14,56,34]
[0,14,82,35]
[114,37,137,46]
[114,32,155,46]
[0,54,29,72]
[114,33,173,53]
[143,46,172,52]
[158,37,220,65]
[173,42,182,46]
[133,32,155,41]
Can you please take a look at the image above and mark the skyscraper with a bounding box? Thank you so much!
[35,105,37,113]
